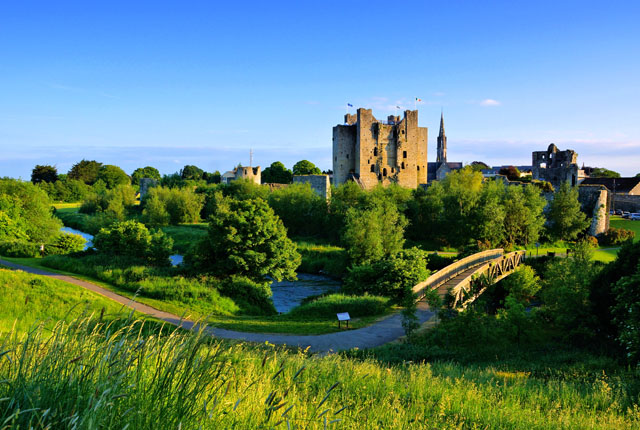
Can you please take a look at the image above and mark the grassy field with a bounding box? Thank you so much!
[160,223,208,253]
[611,215,640,241]
[0,268,137,334]
[1,314,638,429]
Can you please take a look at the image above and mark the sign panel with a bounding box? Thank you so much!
[336,312,351,321]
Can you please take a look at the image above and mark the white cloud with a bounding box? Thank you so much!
[480,99,501,106]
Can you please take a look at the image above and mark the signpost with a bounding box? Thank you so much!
[337,312,351,329]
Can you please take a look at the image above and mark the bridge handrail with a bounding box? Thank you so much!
[413,249,504,296]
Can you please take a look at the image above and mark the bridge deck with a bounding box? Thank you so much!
[432,265,482,298]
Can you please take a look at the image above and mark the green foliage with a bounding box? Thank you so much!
[600,227,636,246]
[590,167,621,178]
[261,161,293,184]
[344,248,430,303]
[79,184,136,220]
[267,183,327,236]
[180,164,204,180]
[0,178,62,243]
[131,166,161,186]
[96,165,130,189]
[342,197,407,265]
[218,276,276,315]
[500,265,541,304]
[503,184,546,246]
[499,165,521,181]
[0,240,40,257]
[67,159,103,185]
[93,220,173,266]
[547,182,590,241]
[223,178,270,201]
[38,177,92,202]
[53,232,86,253]
[188,197,300,283]
[296,241,348,278]
[31,164,58,184]
[142,186,204,226]
[287,294,390,319]
[612,265,640,364]
[292,159,321,175]
[470,161,490,172]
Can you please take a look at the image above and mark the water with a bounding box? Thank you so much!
[59,227,183,266]
[270,273,341,314]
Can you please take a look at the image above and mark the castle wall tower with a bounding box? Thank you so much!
[332,108,428,189]
[436,112,447,163]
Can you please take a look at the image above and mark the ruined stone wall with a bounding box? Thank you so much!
[235,166,261,185]
[139,178,158,200]
[293,175,331,200]
[532,144,579,190]
[332,108,427,189]
[578,185,610,236]
[612,194,640,212]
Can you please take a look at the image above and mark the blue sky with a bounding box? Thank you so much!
[1,0,639,178]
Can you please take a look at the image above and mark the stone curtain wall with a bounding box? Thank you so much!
[612,194,640,212]
[578,185,610,236]
[293,175,331,200]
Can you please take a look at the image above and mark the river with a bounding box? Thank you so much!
[59,227,339,311]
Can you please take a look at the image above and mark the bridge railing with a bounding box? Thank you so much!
[413,249,504,298]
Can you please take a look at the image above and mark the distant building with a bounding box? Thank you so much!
[532,144,587,189]
[333,108,428,189]
[293,174,331,199]
[581,177,640,196]
[427,113,463,182]
[221,165,261,185]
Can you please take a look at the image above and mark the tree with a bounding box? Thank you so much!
[470,161,490,172]
[97,165,130,189]
[93,220,173,266]
[501,265,541,304]
[292,160,322,176]
[142,186,205,225]
[188,198,300,282]
[0,179,62,243]
[499,166,521,181]
[547,182,589,241]
[131,166,161,186]
[203,171,221,184]
[180,165,204,181]
[503,185,546,246]
[262,161,293,184]
[67,160,103,185]
[590,167,621,178]
[31,165,58,184]
[342,198,407,265]
[267,183,327,236]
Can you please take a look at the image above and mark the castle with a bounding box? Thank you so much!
[333,108,428,189]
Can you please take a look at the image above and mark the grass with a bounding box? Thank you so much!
[52,202,81,211]
[0,268,141,334]
[1,256,382,335]
[610,215,640,242]
[160,223,208,253]
[295,240,348,278]
[1,314,638,429]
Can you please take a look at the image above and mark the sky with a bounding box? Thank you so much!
[1,0,639,179]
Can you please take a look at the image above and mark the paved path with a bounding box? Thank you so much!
[0,259,434,353]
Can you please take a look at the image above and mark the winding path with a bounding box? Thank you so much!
[0,259,434,353]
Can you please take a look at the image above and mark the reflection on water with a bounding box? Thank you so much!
[270,274,341,314]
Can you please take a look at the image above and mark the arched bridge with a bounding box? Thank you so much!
[413,249,526,309]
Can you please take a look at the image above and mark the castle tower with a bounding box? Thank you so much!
[436,111,447,163]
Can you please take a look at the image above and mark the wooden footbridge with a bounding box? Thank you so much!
[413,249,526,309]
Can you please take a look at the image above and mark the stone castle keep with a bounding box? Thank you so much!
[333,108,428,189]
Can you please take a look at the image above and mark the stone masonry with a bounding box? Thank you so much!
[333,108,428,189]
[532,144,582,189]
[293,174,331,199]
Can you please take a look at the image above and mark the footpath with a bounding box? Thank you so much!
[0,259,434,353]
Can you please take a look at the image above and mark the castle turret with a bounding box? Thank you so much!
[437,111,447,163]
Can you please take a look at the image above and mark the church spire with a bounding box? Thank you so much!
[437,111,447,163]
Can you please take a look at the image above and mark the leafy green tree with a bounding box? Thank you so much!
[96,165,130,189]
[267,183,327,236]
[93,220,173,266]
[188,198,300,282]
[474,179,506,248]
[223,178,270,201]
[499,166,521,181]
[31,165,58,184]
[501,265,541,304]
[67,160,103,185]
[342,198,407,265]
[503,185,546,246]
[292,160,322,176]
[79,184,136,220]
[262,161,293,184]
[0,179,62,243]
[590,167,621,178]
[180,165,204,181]
[612,265,640,364]
[440,167,484,246]
[203,171,221,184]
[160,173,186,188]
[142,187,204,225]
[470,161,490,172]
[53,232,86,253]
[131,166,161,186]
[547,182,589,241]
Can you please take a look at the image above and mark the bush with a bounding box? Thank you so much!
[93,220,173,266]
[142,186,204,225]
[0,240,40,257]
[599,227,635,246]
[218,276,276,315]
[287,294,390,319]
[267,183,328,237]
[53,232,86,253]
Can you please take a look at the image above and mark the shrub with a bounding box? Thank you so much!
[93,220,173,266]
[599,227,635,246]
[0,240,40,257]
[53,232,86,253]
[218,276,276,315]
[267,183,328,237]
[287,294,390,319]
[142,186,204,225]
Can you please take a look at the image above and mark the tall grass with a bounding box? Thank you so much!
[286,294,390,319]
[1,314,638,429]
